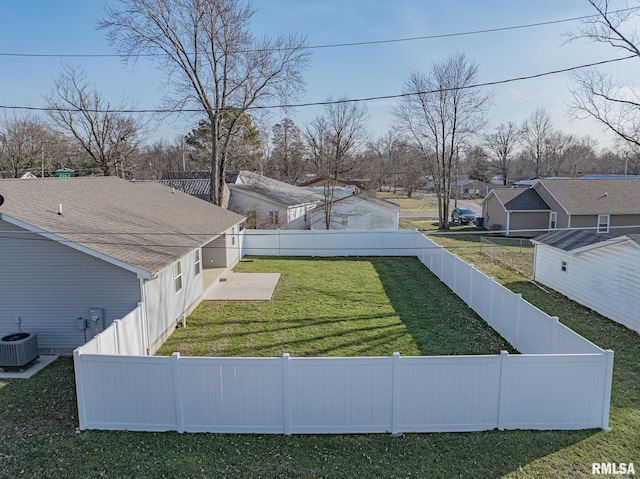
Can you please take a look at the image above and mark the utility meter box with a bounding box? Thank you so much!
[88,308,105,337]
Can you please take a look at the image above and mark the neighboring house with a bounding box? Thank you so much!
[227,171,322,229]
[481,178,640,236]
[481,188,551,234]
[0,176,245,354]
[306,186,400,230]
[531,229,640,335]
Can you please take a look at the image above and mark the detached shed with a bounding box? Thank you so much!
[532,230,640,334]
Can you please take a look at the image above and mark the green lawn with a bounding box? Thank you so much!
[1,243,639,478]
[158,257,513,357]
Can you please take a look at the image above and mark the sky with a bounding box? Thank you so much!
[0,0,638,151]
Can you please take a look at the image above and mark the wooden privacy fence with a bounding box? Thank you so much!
[74,230,613,434]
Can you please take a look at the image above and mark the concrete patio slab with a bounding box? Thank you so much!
[203,272,280,301]
[0,355,59,379]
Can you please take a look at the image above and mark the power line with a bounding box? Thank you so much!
[0,8,637,58]
[0,54,635,115]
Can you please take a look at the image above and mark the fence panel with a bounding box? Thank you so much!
[499,354,611,429]
[468,268,494,321]
[76,355,176,431]
[552,322,603,354]
[289,357,394,434]
[395,355,501,432]
[178,356,285,433]
[517,300,554,354]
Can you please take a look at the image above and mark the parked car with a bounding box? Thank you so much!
[451,207,476,225]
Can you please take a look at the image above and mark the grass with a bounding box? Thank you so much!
[158,257,513,357]
[376,191,439,213]
[1,239,639,478]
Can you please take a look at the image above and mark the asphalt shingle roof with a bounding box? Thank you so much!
[538,178,640,215]
[490,188,550,211]
[0,176,244,275]
[532,230,610,251]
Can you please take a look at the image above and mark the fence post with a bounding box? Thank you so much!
[391,352,401,436]
[497,350,509,430]
[601,350,614,431]
[468,265,476,310]
[514,294,522,350]
[282,353,292,435]
[73,350,87,430]
[172,352,184,433]
[550,316,559,353]
[113,319,121,355]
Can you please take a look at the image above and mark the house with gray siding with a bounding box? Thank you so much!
[532,230,640,335]
[481,188,551,235]
[0,177,244,354]
[481,178,640,236]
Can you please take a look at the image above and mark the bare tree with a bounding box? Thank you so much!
[567,1,640,147]
[270,118,305,184]
[521,108,553,178]
[0,114,48,178]
[304,98,368,229]
[45,65,144,177]
[100,0,310,205]
[366,132,412,193]
[393,52,491,229]
[484,122,521,185]
[545,131,578,177]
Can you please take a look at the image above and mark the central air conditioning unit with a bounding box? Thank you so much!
[0,332,39,368]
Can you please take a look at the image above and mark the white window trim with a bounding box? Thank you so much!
[174,260,183,293]
[561,260,568,273]
[597,214,610,234]
[550,212,557,229]
[194,249,201,276]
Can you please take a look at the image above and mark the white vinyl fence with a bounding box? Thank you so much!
[74,230,613,434]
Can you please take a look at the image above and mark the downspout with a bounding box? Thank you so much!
[139,277,151,356]
[506,211,511,236]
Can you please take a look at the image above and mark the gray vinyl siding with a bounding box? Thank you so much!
[533,242,640,334]
[143,248,204,353]
[0,220,141,352]
[570,214,640,236]
[482,196,508,230]
[508,211,550,236]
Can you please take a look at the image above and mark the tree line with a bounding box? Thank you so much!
[1,0,640,229]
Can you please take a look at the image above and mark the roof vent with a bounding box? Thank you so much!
[58,204,63,215]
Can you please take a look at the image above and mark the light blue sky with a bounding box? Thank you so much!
[0,0,636,150]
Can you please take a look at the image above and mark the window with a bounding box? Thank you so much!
[269,211,279,227]
[174,261,183,293]
[550,212,557,229]
[597,215,610,233]
[561,260,568,272]
[231,226,236,246]
[194,249,201,276]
